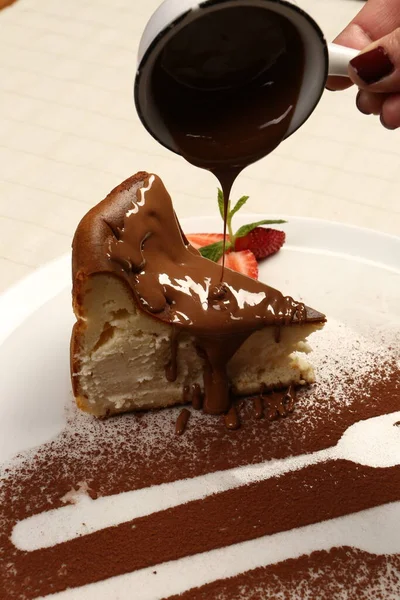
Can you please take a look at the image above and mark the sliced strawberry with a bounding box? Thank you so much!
[186,233,225,250]
[235,227,285,260]
[218,250,258,280]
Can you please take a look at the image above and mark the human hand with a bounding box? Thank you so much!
[326,0,400,130]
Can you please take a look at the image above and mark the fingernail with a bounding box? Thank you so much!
[350,46,394,84]
[355,90,370,115]
[380,113,397,130]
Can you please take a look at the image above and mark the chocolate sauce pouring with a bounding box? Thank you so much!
[108,8,311,415]
[108,174,315,414]
[152,5,305,274]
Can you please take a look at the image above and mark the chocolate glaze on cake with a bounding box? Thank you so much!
[72,172,325,415]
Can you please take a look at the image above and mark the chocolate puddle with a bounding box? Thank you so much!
[263,384,297,420]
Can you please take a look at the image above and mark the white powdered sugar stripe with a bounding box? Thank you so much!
[39,501,400,600]
[12,410,400,552]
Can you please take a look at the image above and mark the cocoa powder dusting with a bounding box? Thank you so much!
[253,396,264,420]
[1,354,399,599]
[168,548,400,600]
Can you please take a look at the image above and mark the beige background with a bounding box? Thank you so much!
[0,0,399,293]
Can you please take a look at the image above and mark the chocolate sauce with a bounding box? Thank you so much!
[285,384,297,413]
[175,408,190,436]
[224,404,240,430]
[183,383,203,410]
[263,386,297,421]
[191,384,203,411]
[152,6,304,275]
[108,174,319,415]
[108,9,310,413]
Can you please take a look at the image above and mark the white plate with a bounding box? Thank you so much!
[1,215,400,599]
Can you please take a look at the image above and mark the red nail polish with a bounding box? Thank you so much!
[350,46,394,85]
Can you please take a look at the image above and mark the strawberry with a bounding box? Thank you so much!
[186,233,225,250]
[185,190,287,280]
[235,227,286,259]
[218,250,258,280]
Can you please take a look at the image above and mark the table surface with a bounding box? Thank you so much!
[0,0,399,294]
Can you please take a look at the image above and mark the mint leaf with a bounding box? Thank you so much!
[229,195,249,220]
[199,240,231,263]
[217,189,225,221]
[235,219,286,239]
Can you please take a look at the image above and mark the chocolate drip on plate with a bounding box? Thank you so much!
[263,385,297,421]
[225,404,240,430]
[191,384,203,411]
[175,408,190,436]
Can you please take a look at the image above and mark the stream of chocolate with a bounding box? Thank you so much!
[152,5,305,275]
[114,6,307,414]
[108,174,319,414]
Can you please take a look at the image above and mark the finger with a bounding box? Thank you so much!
[356,90,387,115]
[348,30,400,93]
[326,0,400,91]
[334,0,400,44]
[380,93,400,129]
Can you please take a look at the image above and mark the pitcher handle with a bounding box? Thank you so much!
[328,43,359,77]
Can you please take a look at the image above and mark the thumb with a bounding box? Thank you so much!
[348,28,400,93]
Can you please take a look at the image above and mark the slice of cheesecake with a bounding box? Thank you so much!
[71,172,325,418]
